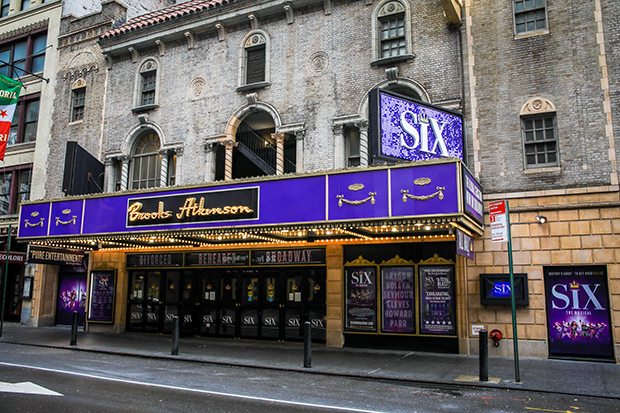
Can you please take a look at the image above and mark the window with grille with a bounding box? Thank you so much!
[136,59,158,109]
[380,16,406,58]
[246,45,266,84]
[131,132,161,190]
[522,114,557,167]
[514,0,547,35]
[71,87,85,122]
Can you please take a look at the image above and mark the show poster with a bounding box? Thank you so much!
[345,267,377,332]
[544,266,613,359]
[88,270,116,323]
[57,273,87,326]
[381,266,415,333]
[419,265,456,335]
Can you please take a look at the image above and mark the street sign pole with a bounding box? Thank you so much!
[489,200,520,383]
[0,223,11,337]
[505,202,520,383]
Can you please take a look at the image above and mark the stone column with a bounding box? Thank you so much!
[204,141,218,182]
[104,158,114,193]
[295,130,305,173]
[272,132,288,175]
[357,120,369,167]
[221,139,238,181]
[159,149,170,187]
[333,124,345,169]
[120,155,130,191]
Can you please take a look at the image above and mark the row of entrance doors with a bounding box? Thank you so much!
[127,268,326,342]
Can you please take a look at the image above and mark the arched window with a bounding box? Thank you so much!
[520,98,558,169]
[238,31,271,92]
[371,0,414,67]
[134,58,160,111]
[131,132,161,189]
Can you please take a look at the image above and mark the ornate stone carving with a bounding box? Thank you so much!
[245,33,266,48]
[307,51,330,76]
[520,97,556,116]
[378,1,405,18]
[188,77,207,100]
[140,60,157,73]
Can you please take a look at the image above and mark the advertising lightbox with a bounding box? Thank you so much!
[369,88,464,163]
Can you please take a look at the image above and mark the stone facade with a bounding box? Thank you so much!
[462,0,620,360]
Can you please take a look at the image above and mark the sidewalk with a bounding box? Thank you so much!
[1,322,619,399]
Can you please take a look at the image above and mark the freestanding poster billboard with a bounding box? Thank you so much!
[544,266,614,360]
[369,88,464,164]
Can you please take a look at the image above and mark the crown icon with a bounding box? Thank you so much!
[292,284,298,291]
[419,112,430,124]
[268,284,274,290]
[226,284,232,290]
[169,284,175,290]
[207,284,212,290]
[314,285,321,291]
[186,284,192,290]
[247,284,253,290]
[569,281,580,289]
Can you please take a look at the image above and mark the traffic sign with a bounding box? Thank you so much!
[489,200,508,243]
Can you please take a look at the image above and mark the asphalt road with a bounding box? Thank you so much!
[0,344,618,413]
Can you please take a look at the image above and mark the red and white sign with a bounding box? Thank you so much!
[0,251,27,264]
[489,200,508,243]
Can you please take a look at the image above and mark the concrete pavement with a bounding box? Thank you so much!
[1,322,618,399]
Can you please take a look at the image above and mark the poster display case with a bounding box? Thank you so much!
[88,267,117,323]
[344,254,456,338]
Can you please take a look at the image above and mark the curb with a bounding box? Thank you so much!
[3,340,620,400]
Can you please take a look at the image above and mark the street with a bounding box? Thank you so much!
[0,344,617,412]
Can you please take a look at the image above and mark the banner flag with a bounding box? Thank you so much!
[0,73,23,160]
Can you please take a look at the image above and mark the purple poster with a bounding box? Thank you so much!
[57,272,87,326]
[381,267,415,333]
[545,266,613,359]
[419,266,456,335]
[462,166,483,225]
[88,271,116,322]
[345,267,377,332]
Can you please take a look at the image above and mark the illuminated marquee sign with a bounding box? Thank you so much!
[126,187,258,227]
[369,88,464,163]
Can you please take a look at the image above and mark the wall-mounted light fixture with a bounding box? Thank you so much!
[536,215,547,224]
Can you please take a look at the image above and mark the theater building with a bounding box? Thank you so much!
[13,0,620,362]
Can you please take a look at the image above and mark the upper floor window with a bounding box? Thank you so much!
[0,31,47,79]
[372,1,413,67]
[131,132,161,190]
[0,165,31,215]
[133,59,159,111]
[1,0,10,17]
[520,97,558,169]
[71,80,86,122]
[514,0,548,35]
[238,31,270,92]
[9,94,39,145]
[345,127,361,167]
[522,114,557,167]
[20,0,30,11]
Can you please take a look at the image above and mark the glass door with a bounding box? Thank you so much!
[144,271,162,333]
[162,271,180,334]
[240,270,259,338]
[284,271,304,340]
[180,271,199,336]
[260,270,282,340]
[199,270,218,336]
[307,269,327,342]
[128,271,145,331]
[218,271,239,337]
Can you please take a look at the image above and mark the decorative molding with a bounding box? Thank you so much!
[128,47,138,63]
[188,77,207,100]
[520,97,557,116]
[307,51,330,76]
[324,0,332,15]
[0,19,48,42]
[386,67,399,84]
[72,78,86,89]
[215,22,226,41]
[380,255,414,265]
[63,64,99,81]
[378,0,405,18]
[184,31,195,49]
[418,254,454,265]
[155,39,166,56]
[139,59,157,73]
[245,33,266,48]
[248,13,259,30]
[138,114,149,124]
[283,4,294,24]
[345,256,376,266]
